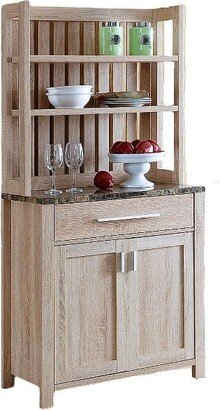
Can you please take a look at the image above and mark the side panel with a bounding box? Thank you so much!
[11,201,55,399]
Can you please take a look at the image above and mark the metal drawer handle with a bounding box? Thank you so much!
[97,213,161,223]
[120,252,125,273]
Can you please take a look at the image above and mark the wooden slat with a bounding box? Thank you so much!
[67,22,81,147]
[18,1,31,195]
[30,7,153,22]
[37,21,51,176]
[111,62,127,171]
[83,22,96,173]
[192,192,205,378]
[139,63,151,139]
[97,63,110,170]
[12,55,179,63]
[156,21,165,148]
[12,106,178,117]
[52,21,66,173]
[126,23,138,142]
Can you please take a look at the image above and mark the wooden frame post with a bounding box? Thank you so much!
[39,205,55,408]
[1,200,15,388]
[192,192,205,378]
[173,5,186,184]
[18,1,31,195]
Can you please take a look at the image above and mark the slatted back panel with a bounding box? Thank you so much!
[29,19,153,185]
[4,5,184,194]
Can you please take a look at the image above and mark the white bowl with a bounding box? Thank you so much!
[108,152,165,163]
[46,85,93,95]
[46,93,92,108]
[108,152,165,189]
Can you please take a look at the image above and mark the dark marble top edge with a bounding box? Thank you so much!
[2,184,205,205]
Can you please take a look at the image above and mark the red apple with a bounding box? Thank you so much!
[131,139,141,149]
[134,140,153,153]
[110,141,123,153]
[116,141,134,154]
[147,139,161,152]
[94,171,115,189]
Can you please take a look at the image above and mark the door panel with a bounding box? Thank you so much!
[117,233,194,371]
[55,241,117,383]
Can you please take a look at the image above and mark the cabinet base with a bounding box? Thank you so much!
[55,359,196,391]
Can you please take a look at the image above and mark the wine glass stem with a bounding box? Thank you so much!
[52,170,55,191]
[73,170,77,189]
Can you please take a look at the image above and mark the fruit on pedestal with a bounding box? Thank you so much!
[147,139,161,152]
[110,141,123,153]
[94,171,115,189]
[131,139,141,149]
[115,141,134,154]
[134,140,153,153]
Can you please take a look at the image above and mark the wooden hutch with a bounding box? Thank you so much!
[1,1,205,408]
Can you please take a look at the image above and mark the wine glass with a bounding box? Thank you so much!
[44,144,63,195]
[65,143,84,193]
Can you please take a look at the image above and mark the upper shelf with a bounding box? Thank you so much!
[12,106,178,117]
[11,55,178,64]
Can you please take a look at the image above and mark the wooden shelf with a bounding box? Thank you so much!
[12,105,178,117]
[11,55,178,64]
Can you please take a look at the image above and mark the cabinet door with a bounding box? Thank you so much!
[117,233,194,371]
[55,241,117,384]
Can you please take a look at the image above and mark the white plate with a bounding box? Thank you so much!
[108,152,165,163]
[102,98,152,102]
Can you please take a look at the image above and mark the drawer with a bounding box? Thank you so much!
[55,194,194,242]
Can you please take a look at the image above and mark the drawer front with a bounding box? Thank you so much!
[55,194,194,242]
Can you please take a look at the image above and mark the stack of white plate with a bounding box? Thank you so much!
[46,85,93,108]
[101,97,152,107]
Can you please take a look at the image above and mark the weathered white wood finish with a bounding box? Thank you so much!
[55,194,194,242]
[134,233,194,368]
[10,201,55,408]
[12,105,178,117]
[18,1,31,195]
[55,359,195,390]
[55,242,117,383]
[192,192,205,378]
[12,55,179,63]
[1,200,15,388]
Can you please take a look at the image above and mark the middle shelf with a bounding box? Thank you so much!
[12,105,178,117]
[11,55,178,64]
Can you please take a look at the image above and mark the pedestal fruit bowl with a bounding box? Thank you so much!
[108,151,165,189]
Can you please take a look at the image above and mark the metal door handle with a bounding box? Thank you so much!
[120,252,125,273]
[131,251,137,271]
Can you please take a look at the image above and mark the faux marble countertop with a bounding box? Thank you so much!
[2,184,205,205]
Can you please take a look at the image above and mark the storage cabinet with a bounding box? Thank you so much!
[1,2,205,409]
[55,232,194,385]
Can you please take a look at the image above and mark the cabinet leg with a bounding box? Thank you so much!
[192,362,205,379]
[2,200,14,389]
[40,387,54,409]
[2,372,15,389]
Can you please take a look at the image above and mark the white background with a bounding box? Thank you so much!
[0,0,220,409]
